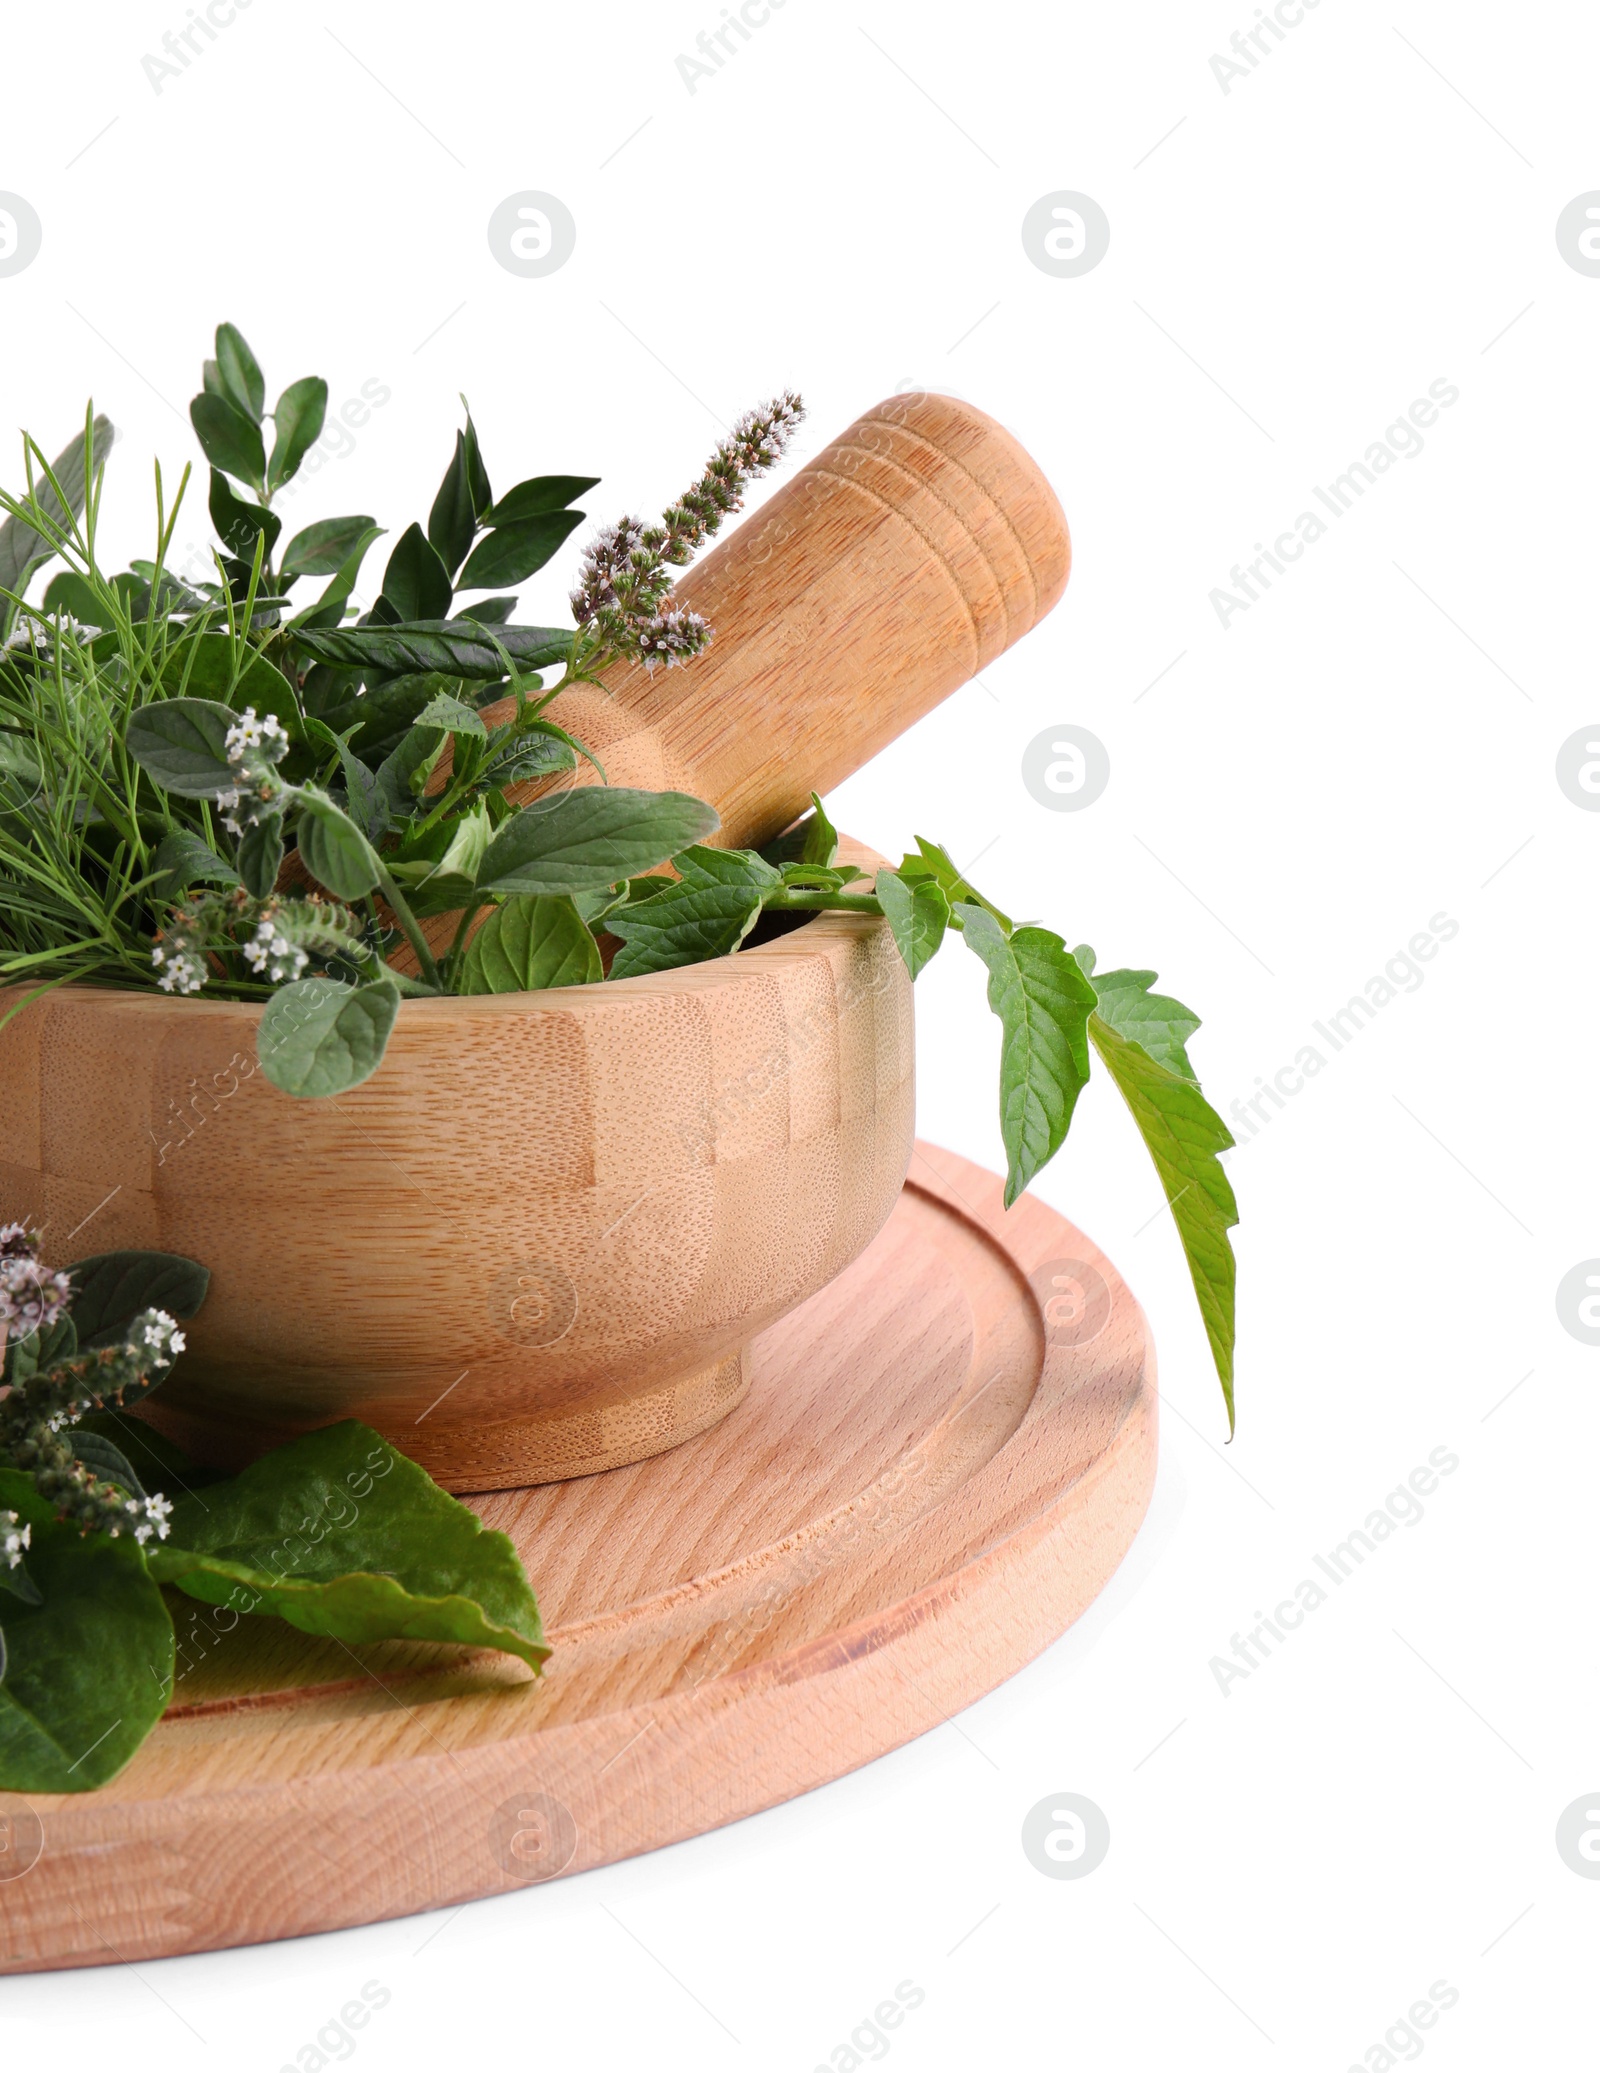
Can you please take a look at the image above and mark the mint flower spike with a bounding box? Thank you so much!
[0,1303,185,1544]
[570,390,805,673]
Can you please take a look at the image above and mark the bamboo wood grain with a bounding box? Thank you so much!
[0,843,913,1487]
[0,1145,1157,1973]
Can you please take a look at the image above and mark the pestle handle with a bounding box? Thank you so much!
[505,390,1070,850]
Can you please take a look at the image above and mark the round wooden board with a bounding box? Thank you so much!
[0,1143,1157,1973]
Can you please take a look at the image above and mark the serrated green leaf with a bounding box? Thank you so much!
[416,691,487,738]
[478,788,721,898]
[875,867,948,978]
[257,977,400,1097]
[1087,1011,1238,1429]
[485,474,600,524]
[125,696,236,796]
[459,509,584,591]
[1087,963,1202,1081]
[214,322,265,420]
[294,620,572,679]
[266,376,328,495]
[458,894,602,993]
[906,838,1013,934]
[957,905,1096,1205]
[190,392,266,493]
[150,1421,546,1671]
[0,1469,173,1793]
[608,846,776,979]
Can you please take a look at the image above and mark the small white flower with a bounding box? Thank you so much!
[1,1511,30,1568]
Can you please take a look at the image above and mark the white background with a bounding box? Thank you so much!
[3,0,1597,2065]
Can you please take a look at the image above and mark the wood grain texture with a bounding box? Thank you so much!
[483,389,1071,851]
[0,843,913,1488]
[0,1144,1157,1974]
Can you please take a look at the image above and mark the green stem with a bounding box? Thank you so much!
[443,896,487,983]
[370,860,444,990]
[765,890,883,914]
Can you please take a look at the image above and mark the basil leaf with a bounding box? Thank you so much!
[125,697,237,795]
[957,905,1096,1206]
[0,414,114,628]
[875,867,948,978]
[905,837,1014,934]
[238,810,286,897]
[257,977,400,1097]
[1087,1010,1238,1430]
[190,391,267,494]
[151,828,240,899]
[295,792,381,900]
[478,788,720,897]
[485,474,600,524]
[427,429,479,578]
[459,509,584,591]
[0,1470,173,1794]
[380,523,453,623]
[1084,959,1202,1082]
[214,321,265,420]
[608,845,776,979]
[150,1421,547,1672]
[294,620,573,679]
[207,467,280,561]
[266,376,328,495]
[280,514,380,582]
[458,894,602,993]
[65,1249,210,1346]
[482,722,575,788]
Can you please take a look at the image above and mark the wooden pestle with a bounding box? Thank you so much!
[403,390,1068,961]
[491,389,1068,839]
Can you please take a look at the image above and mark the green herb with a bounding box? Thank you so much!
[0,1226,545,1792]
[0,324,1238,1424]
